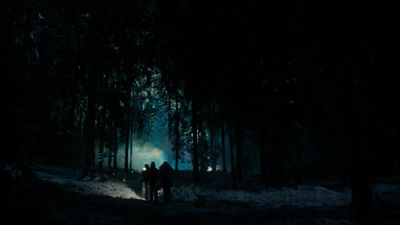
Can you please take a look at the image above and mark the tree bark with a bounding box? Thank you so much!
[349,120,375,211]
[258,125,268,179]
[113,121,118,174]
[221,120,227,173]
[108,119,113,170]
[228,123,236,187]
[174,89,180,171]
[124,86,131,174]
[168,95,173,148]
[235,124,243,182]
[191,96,199,182]
[98,117,105,173]
[208,97,217,171]
[83,68,96,177]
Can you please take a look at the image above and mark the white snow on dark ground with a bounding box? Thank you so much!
[34,164,351,209]
[33,164,400,212]
[29,165,400,225]
[34,165,143,200]
[172,184,351,209]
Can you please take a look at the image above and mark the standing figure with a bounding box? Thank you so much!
[159,161,174,204]
[141,164,150,200]
[148,161,159,204]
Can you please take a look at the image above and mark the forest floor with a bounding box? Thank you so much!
[2,163,400,225]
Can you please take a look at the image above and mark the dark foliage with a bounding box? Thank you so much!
[3,0,399,212]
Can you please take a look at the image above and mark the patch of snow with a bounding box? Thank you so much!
[171,186,198,201]
[34,165,400,211]
[374,184,400,194]
[34,166,143,200]
[67,179,143,200]
[172,184,351,209]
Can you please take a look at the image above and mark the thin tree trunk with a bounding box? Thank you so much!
[221,120,227,173]
[129,85,135,171]
[174,89,180,171]
[192,96,199,182]
[78,107,84,137]
[168,95,173,147]
[98,117,105,173]
[66,82,77,166]
[129,130,133,171]
[198,120,207,174]
[124,86,131,174]
[228,123,236,187]
[258,125,268,179]
[107,119,112,170]
[235,124,243,182]
[83,69,96,177]
[113,121,118,174]
[208,97,216,171]
[129,98,134,171]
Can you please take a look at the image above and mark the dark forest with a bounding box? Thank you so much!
[2,1,399,224]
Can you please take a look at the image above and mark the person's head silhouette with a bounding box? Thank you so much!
[143,164,149,170]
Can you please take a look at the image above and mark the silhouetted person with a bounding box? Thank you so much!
[148,161,159,204]
[159,161,174,204]
[141,164,150,200]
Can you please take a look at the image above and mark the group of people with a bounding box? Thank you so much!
[141,161,174,204]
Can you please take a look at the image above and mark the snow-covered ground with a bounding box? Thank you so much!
[32,164,400,213]
[34,165,143,200]
[33,165,355,210]
[172,184,351,209]
[3,164,396,225]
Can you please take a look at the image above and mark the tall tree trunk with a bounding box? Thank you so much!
[208,97,216,171]
[129,85,135,170]
[168,95,173,147]
[83,69,96,177]
[258,125,268,179]
[349,118,375,211]
[124,86,131,174]
[129,97,134,171]
[221,120,227,173]
[78,106,84,137]
[98,117,105,173]
[228,123,236,187]
[113,121,118,174]
[235,124,243,182]
[191,96,199,182]
[198,120,207,173]
[107,119,112,170]
[343,72,376,211]
[129,129,133,171]
[174,89,180,171]
[65,78,78,166]
[351,167,375,211]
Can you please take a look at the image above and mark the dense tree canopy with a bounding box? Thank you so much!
[3,0,399,210]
